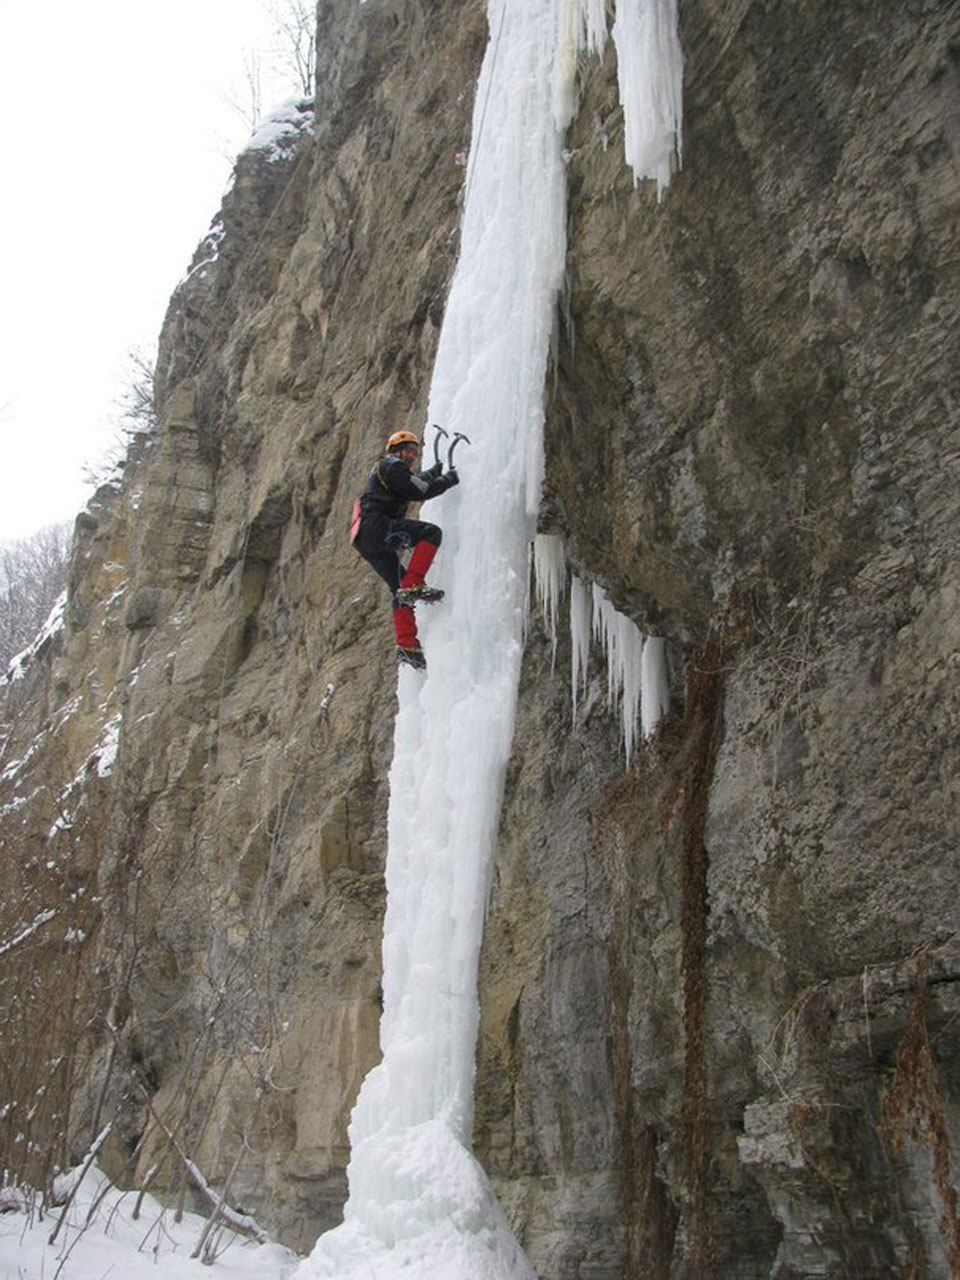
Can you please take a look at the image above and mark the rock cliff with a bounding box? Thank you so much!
[1,1,957,1276]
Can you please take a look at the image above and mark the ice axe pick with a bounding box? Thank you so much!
[430,424,449,468]
[446,432,471,468]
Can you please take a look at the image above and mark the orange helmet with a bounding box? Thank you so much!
[385,430,420,453]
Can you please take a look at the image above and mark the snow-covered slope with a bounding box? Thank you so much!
[0,1163,296,1280]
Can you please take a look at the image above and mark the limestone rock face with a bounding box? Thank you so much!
[477,3,960,1276]
[1,0,957,1275]
[3,0,485,1252]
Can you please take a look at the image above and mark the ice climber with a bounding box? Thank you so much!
[351,430,459,670]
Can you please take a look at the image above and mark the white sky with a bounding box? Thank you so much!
[0,1,299,545]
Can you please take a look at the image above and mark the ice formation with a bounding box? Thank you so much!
[570,572,593,715]
[556,0,684,190]
[539,555,669,758]
[532,533,566,664]
[592,584,645,763]
[298,1,683,1276]
[612,0,684,193]
[641,635,670,738]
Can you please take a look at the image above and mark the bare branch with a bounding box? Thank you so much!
[266,0,315,97]
[0,522,71,671]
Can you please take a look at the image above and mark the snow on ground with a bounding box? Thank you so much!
[0,1163,297,1280]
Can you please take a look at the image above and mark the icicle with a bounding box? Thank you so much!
[570,573,591,716]
[579,0,609,54]
[553,0,581,126]
[591,585,644,763]
[641,635,669,738]
[532,534,566,665]
[611,0,684,196]
[555,0,685,198]
[554,0,612,123]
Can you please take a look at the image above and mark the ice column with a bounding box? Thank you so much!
[297,2,575,1277]
[298,0,683,1273]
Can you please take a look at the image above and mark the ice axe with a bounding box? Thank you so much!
[446,432,470,468]
[430,424,449,468]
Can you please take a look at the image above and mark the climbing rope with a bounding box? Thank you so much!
[463,2,508,210]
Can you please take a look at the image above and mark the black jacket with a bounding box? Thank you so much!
[359,455,454,522]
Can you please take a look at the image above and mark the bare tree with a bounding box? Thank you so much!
[218,2,314,155]
[222,47,265,135]
[267,0,315,98]
[117,347,158,437]
[0,522,71,671]
[80,348,158,491]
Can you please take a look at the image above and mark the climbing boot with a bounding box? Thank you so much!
[395,583,445,606]
[396,644,427,671]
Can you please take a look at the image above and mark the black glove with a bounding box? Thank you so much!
[422,461,443,482]
[442,468,459,489]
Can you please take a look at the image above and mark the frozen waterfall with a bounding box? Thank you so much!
[295,2,682,1276]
